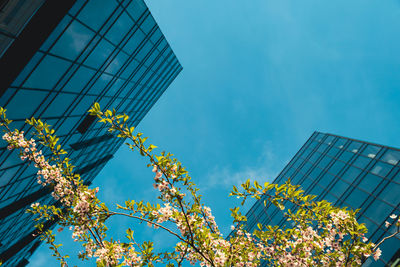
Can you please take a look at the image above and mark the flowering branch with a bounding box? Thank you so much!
[0,104,397,266]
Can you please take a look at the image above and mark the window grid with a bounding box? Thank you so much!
[0,0,181,265]
[240,132,400,266]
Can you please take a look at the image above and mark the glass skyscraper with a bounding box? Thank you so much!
[0,0,182,266]
[243,132,400,266]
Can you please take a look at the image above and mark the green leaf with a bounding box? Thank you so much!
[148,144,157,152]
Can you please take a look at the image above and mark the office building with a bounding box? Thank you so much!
[0,0,182,265]
[243,132,400,266]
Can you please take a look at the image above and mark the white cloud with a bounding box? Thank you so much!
[200,141,284,192]
[66,23,92,54]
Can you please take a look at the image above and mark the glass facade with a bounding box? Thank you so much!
[0,0,181,265]
[242,132,400,266]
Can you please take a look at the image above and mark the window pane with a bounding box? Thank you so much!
[319,172,335,186]
[316,143,328,153]
[370,161,393,177]
[345,188,369,209]
[301,177,313,191]
[317,154,332,169]
[85,39,115,68]
[331,179,350,198]
[381,150,400,166]
[77,0,118,31]
[0,165,20,188]
[124,29,146,54]
[358,173,382,192]
[56,117,81,136]
[41,93,77,118]
[378,235,400,263]
[358,216,378,239]
[135,41,152,62]
[105,52,128,75]
[364,199,394,224]
[121,59,139,79]
[105,79,124,97]
[341,166,362,184]
[329,160,346,174]
[324,135,334,145]
[23,55,71,89]
[119,83,135,98]
[140,14,155,34]
[309,151,320,163]
[308,166,322,180]
[327,147,339,157]
[150,28,162,44]
[347,141,362,153]
[334,138,347,149]
[338,151,354,163]
[63,66,97,93]
[362,144,381,159]
[353,155,372,169]
[70,95,97,116]
[379,182,400,207]
[309,184,324,198]
[51,20,94,60]
[88,73,113,95]
[107,12,133,45]
[5,89,48,119]
[125,0,147,21]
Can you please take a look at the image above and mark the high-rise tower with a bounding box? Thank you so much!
[0,0,182,265]
[243,132,400,266]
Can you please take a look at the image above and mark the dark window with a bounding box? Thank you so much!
[76,154,113,175]
[70,133,113,150]
[76,114,96,134]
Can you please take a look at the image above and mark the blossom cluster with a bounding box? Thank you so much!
[3,131,75,206]
[385,214,400,228]
[2,105,395,267]
[152,164,182,200]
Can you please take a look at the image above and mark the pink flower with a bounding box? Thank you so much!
[152,165,158,173]
[373,248,382,260]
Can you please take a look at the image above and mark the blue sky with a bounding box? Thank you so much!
[29,0,400,266]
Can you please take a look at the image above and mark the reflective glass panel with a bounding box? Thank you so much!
[107,11,133,45]
[85,39,115,68]
[23,55,71,90]
[381,150,400,166]
[5,89,48,119]
[370,161,393,177]
[358,173,382,192]
[51,20,94,60]
[362,144,381,159]
[379,181,400,207]
[77,0,118,31]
